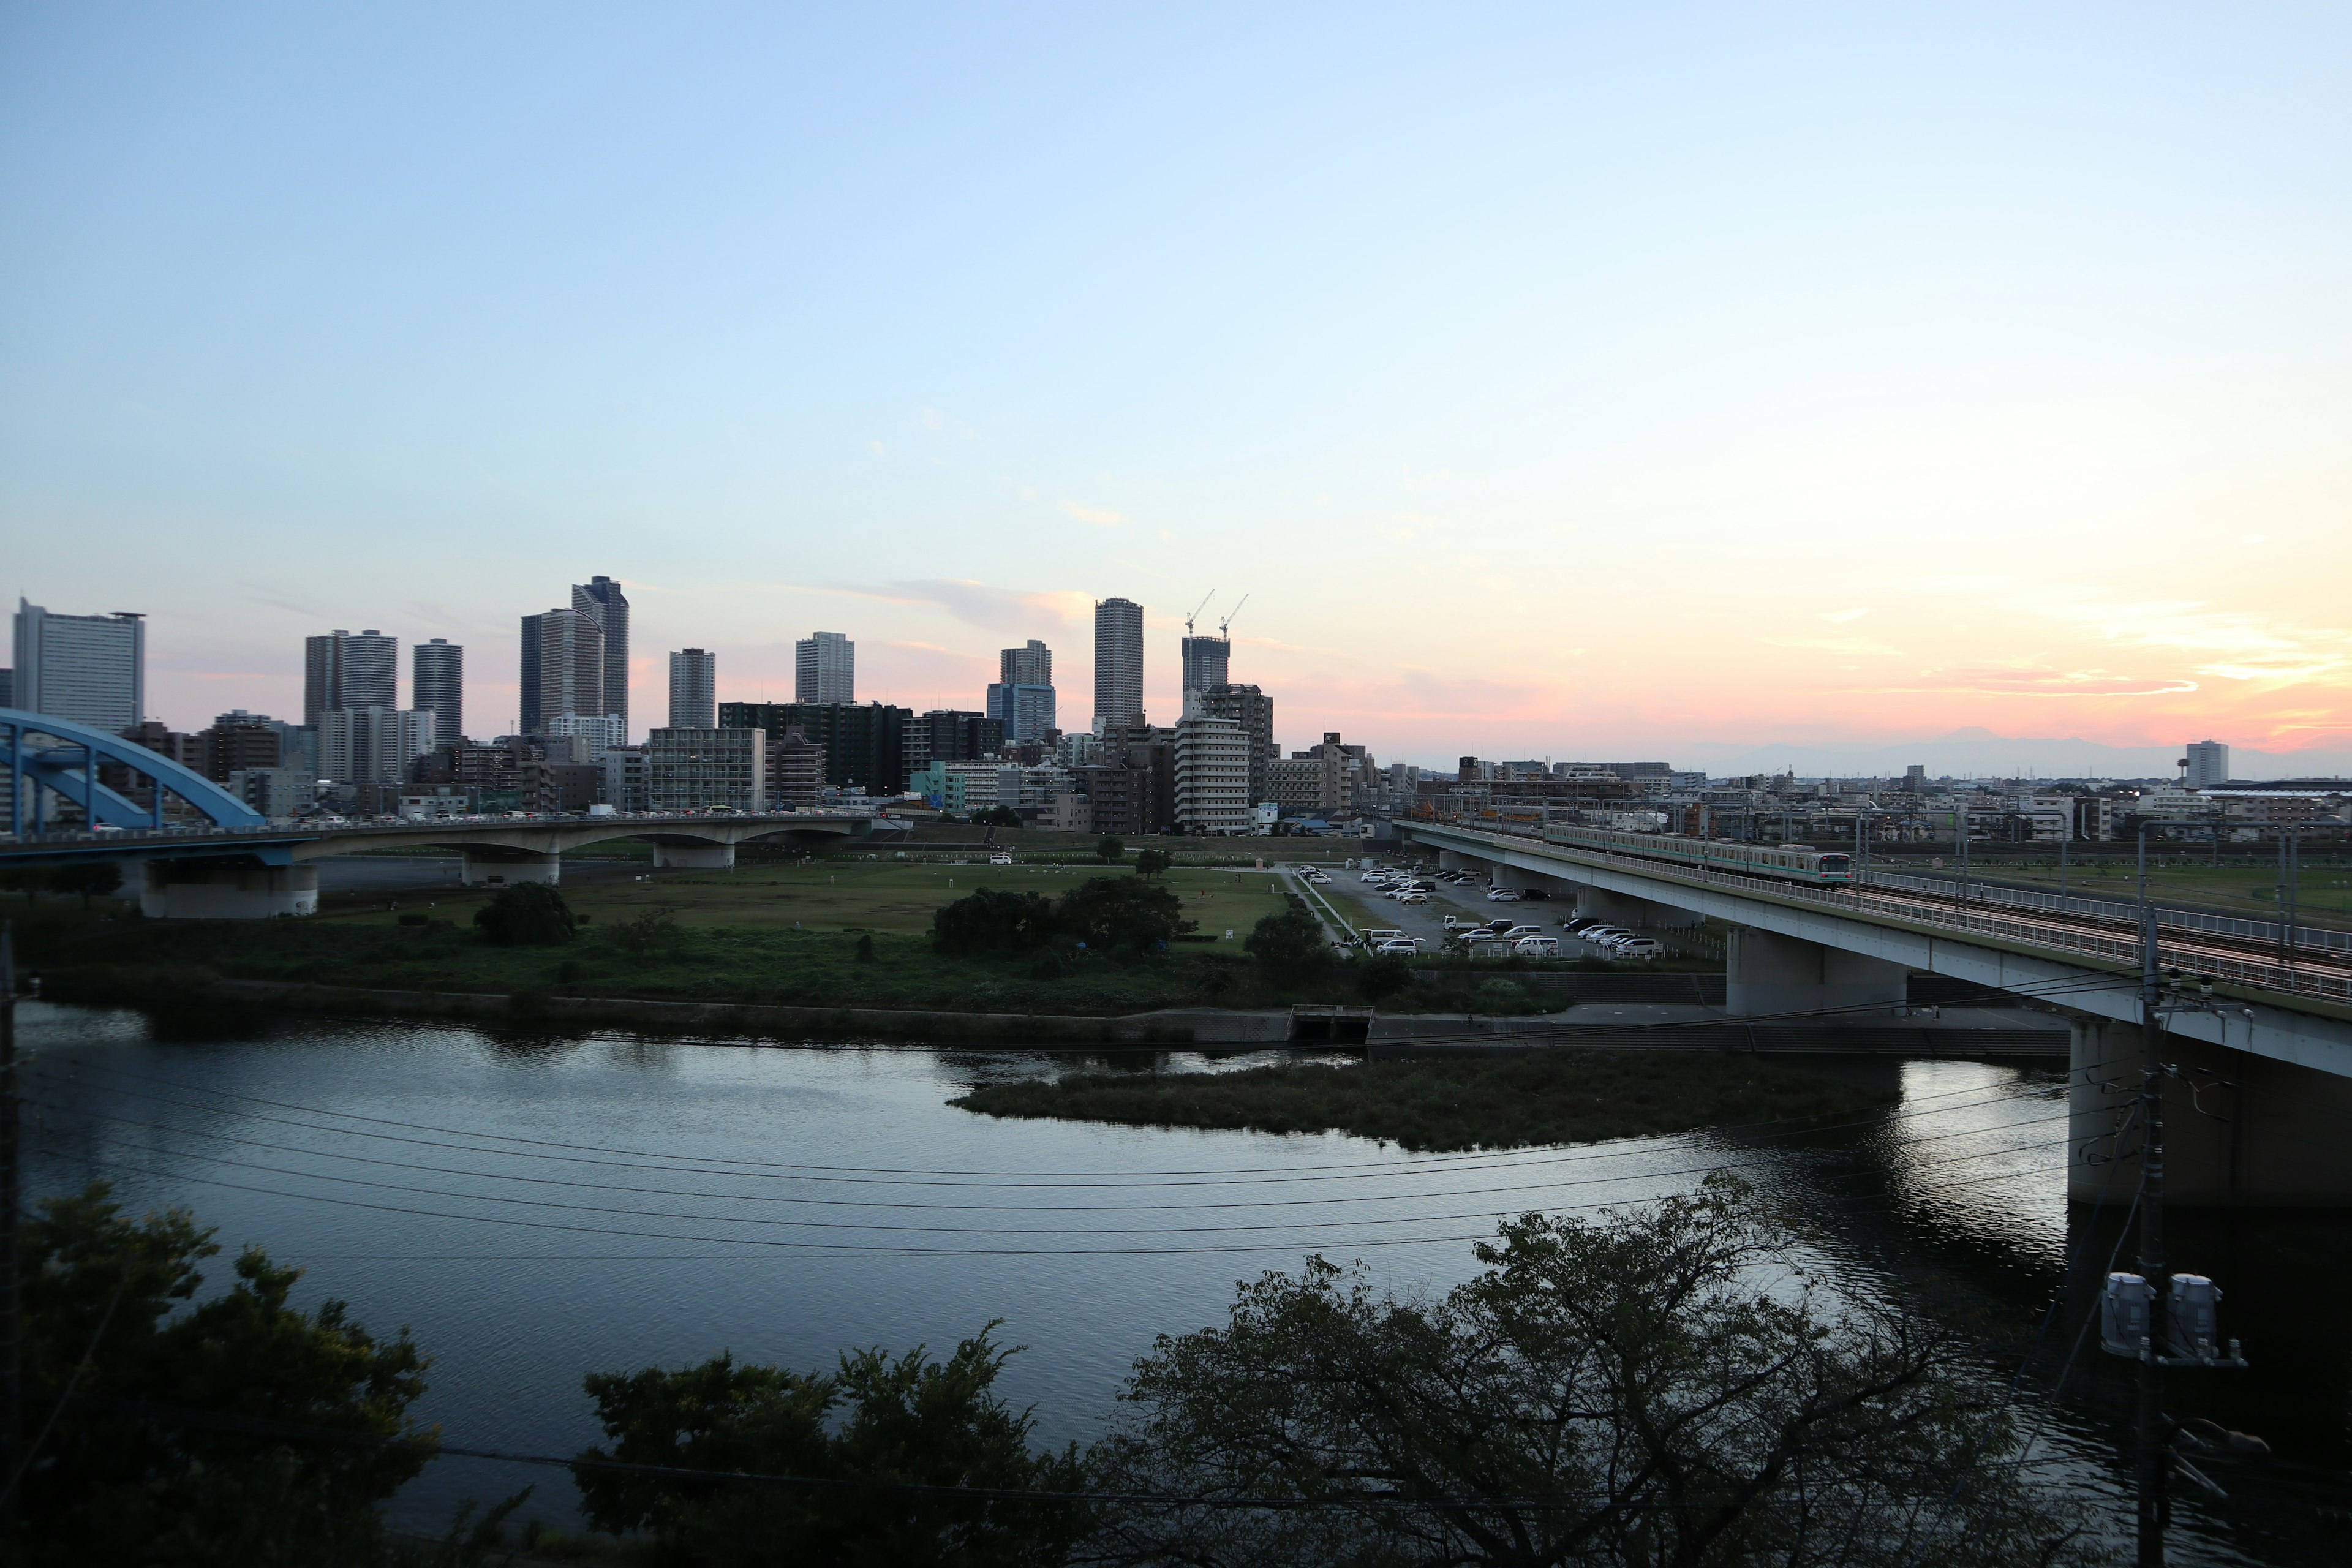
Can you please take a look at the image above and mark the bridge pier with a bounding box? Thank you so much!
[460,850,561,887]
[651,842,736,871]
[1575,886,1702,929]
[140,861,318,919]
[2068,1016,2352,1206]
[1725,927,1906,1017]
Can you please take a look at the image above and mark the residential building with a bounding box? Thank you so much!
[1100,723,1176,832]
[412,638,464,745]
[763,726,826,809]
[600,745,648,813]
[1072,763,1154,837]
[12,600,144,734]
[300,628,396,729]
[646,726,767,813]
[544,712,627,758]
[1295,731,1373,815]
[2185,739,2230,790]
[720,701,911,795]
[228,766,312,819]
[1055,731,1099,769]
[0,668,10,706]
[1049,792,1094,833]
[200,714,285,781]
[998,763,1072,815]
[794,631,854,703]
[571,576,630,733]
[1904,764,1928,791]
[319,706,438,786]
[1091,597,1144,730]
[1200,682,1274,805]
[905,709,1002,775]
[1180,633,1229,701]
[1174,709,1251,833]
[914,757,1003,814]
[1266,757,1322,814]
[1001,639,1052,687]
[526,608,604,733]
[668,649,716,729]
[2131,787,2212,823]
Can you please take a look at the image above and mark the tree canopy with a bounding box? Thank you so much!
[931,878,1190,957]
[1242,907,1329,970]
[472,881,576,946]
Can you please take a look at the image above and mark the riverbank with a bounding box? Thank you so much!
[950,1051,1901,1152]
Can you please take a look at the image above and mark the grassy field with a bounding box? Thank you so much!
[951,1052,1898,1153]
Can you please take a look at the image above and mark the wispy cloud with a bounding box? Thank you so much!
[1819,608,1868,624]
[2033,595,2352,686]
[1062,502,1126,528]
[1872,665,2199,698]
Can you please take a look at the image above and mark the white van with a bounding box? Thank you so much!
[1614,938,1667,960]
[1513,935,1562,957]
[1361,927,1408,947]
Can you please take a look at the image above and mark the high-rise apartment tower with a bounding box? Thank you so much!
[1180,634,1230,701]
[669,649,716,729]
[523,608,602,733]
[1091,598,1144,731]
[412,638,464,746]
[795,632,854,704]
[303,629,398,728]
[571,576,630,733]
[2185,740,2230,790]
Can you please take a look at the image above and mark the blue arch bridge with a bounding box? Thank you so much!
[0,707,898,918]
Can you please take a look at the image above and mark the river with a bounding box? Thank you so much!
[19,1000,2349,1564]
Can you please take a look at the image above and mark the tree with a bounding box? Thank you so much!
[472,881,576,946]
[971,806,1022,827]
[1088,1176,2085,1568]
[1055,876,1189,954]
[1133,848,1172,878]
[1243,907,1328,970]
[572,1329,1088,1567]
[48,862,125,907]
[15,1183,433,1567]
[854,932,876,963]
[931,887,1059,956]
[1095,835,1126,863]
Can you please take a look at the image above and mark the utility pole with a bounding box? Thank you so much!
[0,922,18,1515]
[2133,828,2169,1567]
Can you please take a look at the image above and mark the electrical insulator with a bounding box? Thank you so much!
[2101,1272,2152,1357]
[2168,1275,2222,1359]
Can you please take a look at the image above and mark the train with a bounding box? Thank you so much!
[1539,824,1856,885]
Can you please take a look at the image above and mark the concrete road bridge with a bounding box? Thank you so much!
[1398,818,2352,1206]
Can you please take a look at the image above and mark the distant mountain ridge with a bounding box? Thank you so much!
[1670,728,2352,781]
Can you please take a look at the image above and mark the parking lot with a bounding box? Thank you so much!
[1294,858,1660,961]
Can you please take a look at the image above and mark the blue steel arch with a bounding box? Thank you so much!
[0,708,266,832]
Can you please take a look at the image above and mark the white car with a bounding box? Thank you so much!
[1498,925,1544,941]
[1485,888,1521,902]
[1395,892,1428,905]
[1513,935,1562,957]
[988,853,1014,865]
[1614,938,1667,959]
[1374,937,1420,956]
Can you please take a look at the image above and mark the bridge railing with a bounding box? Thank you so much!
[1420,820,2352,1006]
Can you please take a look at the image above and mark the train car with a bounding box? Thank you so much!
[1540,824,1855,885]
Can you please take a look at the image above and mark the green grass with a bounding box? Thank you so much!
[951,1052,1897,1153]
[1879,851,2352,927]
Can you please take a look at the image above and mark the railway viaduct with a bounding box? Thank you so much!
[1399,819,2352,1207]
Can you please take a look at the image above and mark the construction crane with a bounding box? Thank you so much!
[1184,590,1217,638]
[1218,594,1249,638]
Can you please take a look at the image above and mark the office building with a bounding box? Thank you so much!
[412,638,464,747]
[906,709,1003,775]
[319,706,437,785]
[303,629,396,728]
[794,631,854,704]
[1174,709,1251,833]
[12,601,143,734]
[524,608,603,733]
[1180,634,1230,701]
[1904,764,1928,792]
[987,639,1057,745]
[1092,597,1144,731]
[2185,740,2230,790]
[571,576,630,733]
[720,701,911,795]
[669,649,716,729]
[1201,682,1274,806]
[646,727,766,813]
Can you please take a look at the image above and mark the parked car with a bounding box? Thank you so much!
[1614,938,1667,960]
[1581,926,1633,945]
[1498,925,1544,941]
[1442,914,1479,930]
[988,853,1014,865]
[1374,937,1421,956]
[1513,935,1562,957]
[1396,892,1429,905]
[1485,888,1520,902]
[1361,927,1408,947]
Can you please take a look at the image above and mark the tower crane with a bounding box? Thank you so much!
[1217,594,1249,638]
[1184,590,1217,638]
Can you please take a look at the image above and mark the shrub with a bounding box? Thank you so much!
[1472,978,1535,1014]
[611,906,679,956]
[1133,848,1172,877]
[1357,951,1414,1002]
[1055,876,1189,954]
[472,883,577,946]
[854,933,876,963]
[932,887,1059,955]
[1096,835,1126,862]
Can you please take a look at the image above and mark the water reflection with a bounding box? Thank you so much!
[17,1002,2345,1562]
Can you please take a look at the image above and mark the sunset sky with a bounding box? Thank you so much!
[4,5,2348,774]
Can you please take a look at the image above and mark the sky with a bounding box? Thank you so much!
[4,4,2348,775]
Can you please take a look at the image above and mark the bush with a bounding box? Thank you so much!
[1096,835,1126,863]
[931,888,1059,956]
[472,883,576,947]
[1243,908,1329,970]
[971,805,1022,827]
[49,862,126,907]
[854,933,876,963]
[1133,848,1172,877]
[611,906,678,956]
[1055,876,1189,954]
[1357,951,1414,1002]
[1472,978,1536,1014]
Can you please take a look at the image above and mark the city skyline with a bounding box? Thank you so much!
[4,9,2348,772]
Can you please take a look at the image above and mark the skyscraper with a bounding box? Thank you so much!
[524,608,602,733]
[669,648,716,729]
[13,599,145,732]
[2185,739,2230,789]
[302,629,397,727]
[794,632,854,703]
[412,638,464,746]
[987,638,1057,745]
[571,576,630,732]
[1092,597,1144,731]
[1180,633,1230,701]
